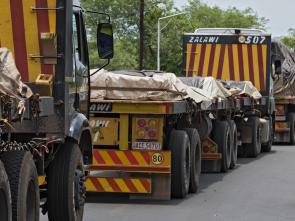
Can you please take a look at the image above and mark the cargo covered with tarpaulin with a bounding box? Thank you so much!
[273,40,295,97]
[0,48,32,117]
[90,69,213,108]
[179,76,262,100]
[91,70,262,111]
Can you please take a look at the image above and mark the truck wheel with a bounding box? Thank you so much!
[262,117,273,152]
[185,128,201,194]
[244,117,261,158]
[0,160,12,221]
[213,121,231,172]
[47,142,85,221]
[168,130,191,198]
[229,121,238,169]
[289,113,295,145]
[0,151,39,221]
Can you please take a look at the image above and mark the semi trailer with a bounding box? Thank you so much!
[183,28,275,156]
[85,68,265,200]
[84,28,274,200]
[0,0,114,220]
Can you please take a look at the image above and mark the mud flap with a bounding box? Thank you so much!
[129,174,171,200]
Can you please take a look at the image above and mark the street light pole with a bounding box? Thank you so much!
[157,12,187,71]
[139,0,144,70]
[157,20,161,71]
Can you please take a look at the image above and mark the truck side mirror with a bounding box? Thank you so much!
[97,23,114,59]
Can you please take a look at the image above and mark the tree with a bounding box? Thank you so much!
[153,0,268,74]
[81,0,175,70]
[81,0,268,75]
[282,29,295,51]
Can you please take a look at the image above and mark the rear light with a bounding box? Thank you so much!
[202,138,218,154]
[132,117,163,150]
[203,145,209,153]
[148,130,156,138]
[148,119,157,128]
[135,118,159,140]
[275,105,285,115]
[137,119,146,127]
[137,130,146,138]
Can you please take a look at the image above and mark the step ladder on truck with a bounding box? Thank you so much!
[0,0,114,220]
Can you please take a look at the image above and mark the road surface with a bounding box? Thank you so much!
[41,145,295,221]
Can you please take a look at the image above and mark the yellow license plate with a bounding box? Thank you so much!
[132,142,162,151]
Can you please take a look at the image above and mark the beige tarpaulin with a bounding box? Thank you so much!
[0,48,32,115]
[90,69,212,107]
[220,80,262,100]
[180,77,261,100]
[90,70,262,111]
[179,77,232,99]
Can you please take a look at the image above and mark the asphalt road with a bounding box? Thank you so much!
[41,145,295,221]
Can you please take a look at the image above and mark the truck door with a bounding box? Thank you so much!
[72,11,89,116]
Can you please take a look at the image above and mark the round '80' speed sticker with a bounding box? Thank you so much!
[151,153,164,165]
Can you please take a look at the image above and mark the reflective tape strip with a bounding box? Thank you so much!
[185,43,268,91]
[85,177,152,193]
[90,150,171,173]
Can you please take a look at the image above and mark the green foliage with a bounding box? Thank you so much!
[81,0,267,75]
[282,29,295,51]
[186,0,268,30]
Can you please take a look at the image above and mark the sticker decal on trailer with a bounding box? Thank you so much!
[151,153,165,165]
[89,103,112,112]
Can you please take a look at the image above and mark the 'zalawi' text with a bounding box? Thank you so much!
[189,36,220,43]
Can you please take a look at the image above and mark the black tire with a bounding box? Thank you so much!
[289,113,295,145]
[47,142,85,221]
[168,130,191,198]
[213,121,231,172]
[244,117,261,158]
[262,117,273,152]
[185,128,201,194]
[0,160,12,221]
[229,121,238,169]
[0,151,39,221]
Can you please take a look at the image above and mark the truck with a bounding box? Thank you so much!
[0,0,114,220]
[271,40,295,144]
[85,40,269,200]
[84,28,274,200]
[183,28,275,156]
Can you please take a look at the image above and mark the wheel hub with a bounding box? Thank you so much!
[74,169,86,210]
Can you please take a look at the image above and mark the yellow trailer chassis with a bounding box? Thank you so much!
[84,99,238,200]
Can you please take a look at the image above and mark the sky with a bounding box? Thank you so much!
[174,0,295,37]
